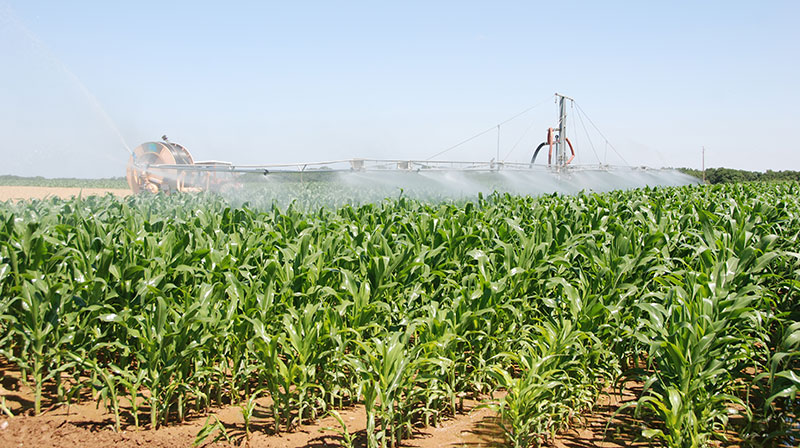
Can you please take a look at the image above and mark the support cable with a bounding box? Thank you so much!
[425,126,497,161]
[426,96,551,161]
[574,102,630,167]
[502,115,539,161]
[573,104,602,165]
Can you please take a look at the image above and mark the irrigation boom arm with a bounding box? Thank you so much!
[126,93,586,193]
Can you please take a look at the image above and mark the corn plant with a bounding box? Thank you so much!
[753,320,800,443]
[348,332,415,448]
[321,409,357,448]
[486,319,598,447]
[7,277,77,415]
[632,271,758,446]
[193,415,232,446]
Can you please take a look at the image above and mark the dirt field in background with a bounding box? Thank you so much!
[0,186,131,202]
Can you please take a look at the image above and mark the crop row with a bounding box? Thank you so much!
[0,182,798,447]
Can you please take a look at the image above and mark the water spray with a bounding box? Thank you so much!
[2,3,133,157]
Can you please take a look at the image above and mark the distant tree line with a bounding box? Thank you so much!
[678,168,800,184]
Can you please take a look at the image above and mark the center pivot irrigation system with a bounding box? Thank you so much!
[125,94,674,194]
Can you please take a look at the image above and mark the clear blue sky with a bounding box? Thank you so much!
[1,1,798,178]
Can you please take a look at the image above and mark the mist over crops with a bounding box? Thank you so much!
[221,167,700,209]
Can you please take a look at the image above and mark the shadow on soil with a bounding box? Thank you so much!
[449,415,506,448]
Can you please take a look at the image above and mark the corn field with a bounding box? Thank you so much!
[0,182,798,447]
